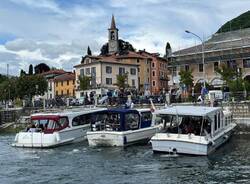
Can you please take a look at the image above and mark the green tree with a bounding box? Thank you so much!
[20,69,26,77]
[0,78,18,101]
[17,75,47,99]
[28,64,33,75]
[194,82,212,94]
[115,73,129,92]
[215,63,237,86]
[165,42,172,58]
[79,75,91,90]
[0,74,8,83]
[87,46,92,56]
[179,70,194,91]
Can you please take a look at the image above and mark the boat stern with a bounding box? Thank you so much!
[87,131,125,147]
[12,132,61,148]
[151,133,210,156]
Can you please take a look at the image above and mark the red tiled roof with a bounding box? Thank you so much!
[115,51,149,59]
[74,51,151,68]
[54,72,75,82]
[41,69,66,76]
[138,50,167,61]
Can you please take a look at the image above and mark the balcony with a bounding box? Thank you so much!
[159,76,168,81]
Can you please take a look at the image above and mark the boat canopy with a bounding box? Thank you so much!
[91,108,143,131]
[156,106,221,117]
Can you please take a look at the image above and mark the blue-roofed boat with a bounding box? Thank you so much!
[87,108,162,147]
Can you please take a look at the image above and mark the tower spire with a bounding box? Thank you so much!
[110,14,116,29]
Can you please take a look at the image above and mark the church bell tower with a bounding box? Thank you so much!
[108,15,119,54]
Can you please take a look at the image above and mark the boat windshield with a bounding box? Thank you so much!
[28,116,68,133]
[157,114,211,136]
[91,112,121,131]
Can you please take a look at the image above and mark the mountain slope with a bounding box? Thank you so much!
[217,11,250,33]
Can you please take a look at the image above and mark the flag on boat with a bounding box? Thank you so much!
[150,98,156,112]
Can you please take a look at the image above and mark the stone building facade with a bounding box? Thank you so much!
[168,28,250,89]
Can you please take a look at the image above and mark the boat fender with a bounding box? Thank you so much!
[14,134,18,142]
[208,140,215,146]
[223,135,229,139]
[123,136,127,145]
[56,133,60,142]
[173,148,177,154]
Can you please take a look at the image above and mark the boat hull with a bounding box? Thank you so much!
[87,125,162,147]
[151,124,236,156]
[12,125,89,148]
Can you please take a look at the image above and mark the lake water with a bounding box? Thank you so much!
[1,128,250,184]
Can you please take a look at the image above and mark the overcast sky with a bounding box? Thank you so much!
[0,0,249,75]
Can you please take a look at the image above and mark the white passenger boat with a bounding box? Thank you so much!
[151,106,236,155]
[12,108,106,148]
[87,108,162,147]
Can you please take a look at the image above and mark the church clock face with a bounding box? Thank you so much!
[110,42,116,48]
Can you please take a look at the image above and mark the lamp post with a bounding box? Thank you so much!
[185,30,205,88]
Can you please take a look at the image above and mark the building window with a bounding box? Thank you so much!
[56,91,58,96]
[80,92,84,97]
[67,80,69,85]
[56,82,58,87]
[172,67,177,77]
[152,71,155,77]
[185,65,189,71]
[153,81,156,86]
[152,62,155,68]
[138,68,140,73]
[227,60,237,69]
[61,90,63,95]
[67,89,69,95]
[72,80,75,85]
[132,79,135,86]
[119,67,125,75]
[137,59,140,63]
[243,58,250,68]
[61,81,63,86]
[106,78,112,85]
[214,62,219,71]
[130,68,136,75]
[106,66,112,74]
[85,58,90,64]
[147,68,150,73]
[199,64,203,72]
[80,69,84,76]
[86,68,90,75]
[91,67,96,76]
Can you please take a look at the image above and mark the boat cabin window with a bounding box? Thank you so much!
[30,116,68,132]
[141,112,152,122]
[125,113,140,130]
[72,113,92,126]
[59,117,68,127]
[47,119,60,129]
[157,114,211,136]
[91,113,121,131]
[218,112,221,129]
[155,114,175,128]
[214,114,217,131]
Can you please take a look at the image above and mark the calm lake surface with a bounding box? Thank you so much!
[1,127,250,184]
